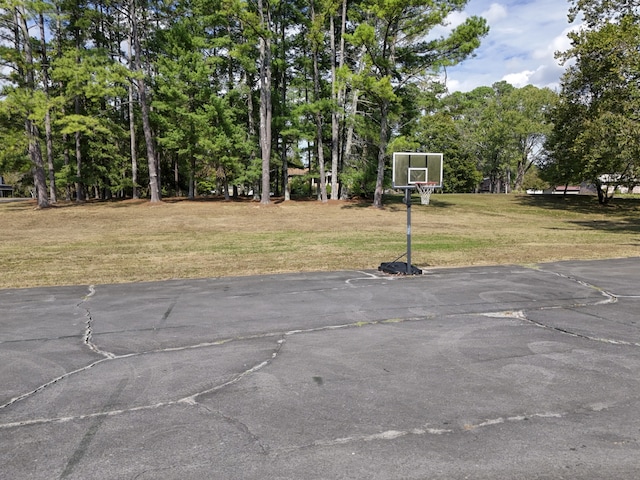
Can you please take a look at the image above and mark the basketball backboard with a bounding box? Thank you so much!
[392,152,443,189]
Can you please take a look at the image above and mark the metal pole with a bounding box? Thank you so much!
[406,188,412,274]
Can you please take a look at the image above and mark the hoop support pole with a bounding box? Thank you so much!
[406,188,412,274]
[377,187,422,275]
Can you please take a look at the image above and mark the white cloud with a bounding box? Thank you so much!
[443,0,580,92]
[533,24,582,60]
[428,10,467,39]
[444,10,469,29]
[482,3,508,23]
[502,70,535,88]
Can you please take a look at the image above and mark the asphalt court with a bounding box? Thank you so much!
[1,258,639,479]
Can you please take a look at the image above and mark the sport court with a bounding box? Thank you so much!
[1,258,639,479]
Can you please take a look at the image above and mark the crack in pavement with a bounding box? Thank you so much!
[0,317,426,424]
[0,311,435,426]
[178,336,286,406]
[0,299,616,431]
[2,266,635,431]
[0,358,111,411]
[278,411,567,453]
[531,266,619,307]
[462,412,565,431]
[0,320,366,412]
[202,406,270,455]
[481,267,640,347]
[518,311,640,347]
[79,285,116,359]
[482,308,640,347]
[279,398,633,453]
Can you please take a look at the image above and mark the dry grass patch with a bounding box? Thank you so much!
[1,194,639,289]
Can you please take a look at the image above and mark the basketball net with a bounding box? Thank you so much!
[414,182,438,205]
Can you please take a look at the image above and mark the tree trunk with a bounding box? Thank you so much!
[128,81,139,199]
[75,119,84,202]
[341,44,365,199]
[224,177,230,200]
[258,0,272,205]
[127,29,139,199]
[244,70,259,201]
[188,155,195,199]
[54,8,71,201]
[26,120,50,208]
[329,13,339,200]
[72,23,85,202]
[131,0,161,202]
[330,0,348,200]
[313,113,327,203]
[174,156,180,196]
[373,100,389,208]
[311,0,327,203]
[281,19,289,202]
[315,110,327,202]
[594,178,613,205]
[39,13,56,204]
[343,87,359,173]
[43,104,56,203]
[16,6,48,208]
[372,23,400,209]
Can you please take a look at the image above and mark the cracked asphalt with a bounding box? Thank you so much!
[1,258,639,479]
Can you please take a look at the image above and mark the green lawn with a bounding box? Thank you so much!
[0,193,638,289]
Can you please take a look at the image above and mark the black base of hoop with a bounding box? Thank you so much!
[378,261,422,275]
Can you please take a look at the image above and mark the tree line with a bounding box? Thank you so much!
[1,0,637,209]
[0,0,489,208]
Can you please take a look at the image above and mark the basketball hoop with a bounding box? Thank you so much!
[383,152,443,275]
[414,181,438,205]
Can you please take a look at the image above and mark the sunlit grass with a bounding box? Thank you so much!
[1,193,638,289]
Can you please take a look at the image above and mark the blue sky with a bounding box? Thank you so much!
[441,0,582,92]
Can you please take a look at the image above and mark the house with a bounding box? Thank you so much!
[615,185,640,194]
[0,176,13,198]
[544,183,598,195]
[287,167,334,196]
[551,185,581,195]
[599,174,640,194]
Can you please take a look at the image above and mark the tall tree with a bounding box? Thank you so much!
[7,2,50,207]
[126,4,139,199]
[129,0,161,202]
[409,84,482,193]
[347,0,488,208]
[545,15,640,204]
[505,85,557,191]
[328,0,346,200]
[1,0,498,205]
[224,0,276,203]
[38,8,57,203]
[310,0,328,202]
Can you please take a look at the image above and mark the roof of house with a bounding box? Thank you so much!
[287,168,307,177]
[554,185,581,191]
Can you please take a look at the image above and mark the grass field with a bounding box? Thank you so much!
[1,193,639,289]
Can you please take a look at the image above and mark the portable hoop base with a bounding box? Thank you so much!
[379,262,422,275]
